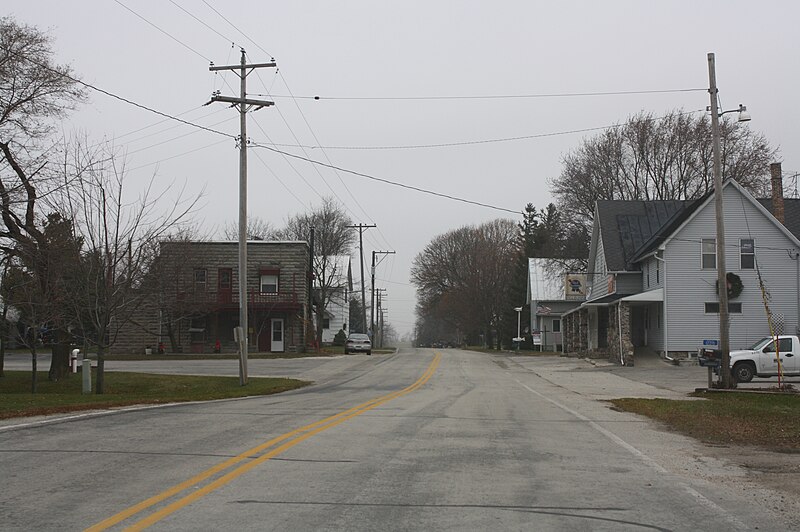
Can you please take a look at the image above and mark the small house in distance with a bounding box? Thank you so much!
[526,258,586,351]
[315,255,353,344]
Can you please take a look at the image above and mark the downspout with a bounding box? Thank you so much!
[654,251,673,361]
[792,250,800,335]
[617,302,624,365]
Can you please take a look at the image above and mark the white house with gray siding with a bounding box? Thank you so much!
[563,178,800,365]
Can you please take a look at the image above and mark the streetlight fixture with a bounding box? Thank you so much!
[707,52,750,388]
[513,306,524,350]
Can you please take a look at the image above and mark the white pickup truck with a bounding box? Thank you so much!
[730,335,800,382]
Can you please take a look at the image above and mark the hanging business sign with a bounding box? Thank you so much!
[564,273,587,300]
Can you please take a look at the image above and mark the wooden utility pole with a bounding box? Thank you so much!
[708,52,732,388]
[370,250,395,340]
[208,50,275,386]
[347,224,375,334]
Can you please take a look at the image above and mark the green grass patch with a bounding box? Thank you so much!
[611,392,800,451]
[0,371,310,420]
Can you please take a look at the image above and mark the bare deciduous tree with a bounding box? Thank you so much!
[549,110,777,231]
[279,198,354,347]
[220,217,278,241]
[59,141,200,393]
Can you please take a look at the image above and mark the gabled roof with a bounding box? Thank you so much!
[657,179,800,252]
[527,258,565,301]
[596,199,693,271]
[756,198,800,240]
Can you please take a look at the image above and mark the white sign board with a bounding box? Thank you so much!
[532,332,542,346]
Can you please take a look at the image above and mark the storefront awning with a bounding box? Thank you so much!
[620,288,663,303]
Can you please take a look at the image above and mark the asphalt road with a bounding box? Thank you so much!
[1,349,797,531]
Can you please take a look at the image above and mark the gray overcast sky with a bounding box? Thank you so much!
[9,1,799,335]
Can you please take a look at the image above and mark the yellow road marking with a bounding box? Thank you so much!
[86,353,441,532]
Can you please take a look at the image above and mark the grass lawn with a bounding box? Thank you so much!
[0,371,310,420]
[611,391,800,451]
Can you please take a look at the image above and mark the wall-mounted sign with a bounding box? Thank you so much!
[565,273,586,300]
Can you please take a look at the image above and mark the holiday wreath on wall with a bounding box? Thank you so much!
[716,272,743,299]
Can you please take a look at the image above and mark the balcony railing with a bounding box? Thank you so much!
[176,289,299,308]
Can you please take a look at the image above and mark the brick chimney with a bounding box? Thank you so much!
[770,162,785,225]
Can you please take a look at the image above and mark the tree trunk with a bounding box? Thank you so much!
[315,306,324,349]
[30,346,38,394]
[95,343,105,394]
[48,329,71,381]
[166,321,179,352]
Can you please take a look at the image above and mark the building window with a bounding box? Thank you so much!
[646,263,650,288]
[218,268,232,289]
[740,239,755,269]
[260,274,278,293]
[704,302,742,314]
[552,319,561,333]
[701,239,716,269]
[656,261,660,284]
[322,318,330,329]
[194,269,207,291]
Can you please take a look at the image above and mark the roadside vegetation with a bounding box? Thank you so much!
[0,371,310,420]
[611,392,800,451]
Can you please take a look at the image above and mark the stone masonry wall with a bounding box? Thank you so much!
[112,240,310,354]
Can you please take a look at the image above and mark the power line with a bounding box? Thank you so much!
[114,0,212,63]
[201,0,274,58]
[250,143,521,215]
[276,69,394,250]
[255,88,707,101]
[257,109,706,151]
[168,0,236,47]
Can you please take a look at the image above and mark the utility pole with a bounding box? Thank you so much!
[347,223,375,334]
[308,226,315,351]
[707,52,732,388]
[208,50,275,386]
[375,288,387,348]
[371,250,395,340]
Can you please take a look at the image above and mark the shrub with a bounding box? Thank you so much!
[333,329,347,346]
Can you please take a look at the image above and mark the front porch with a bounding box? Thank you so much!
[563,291,665,366]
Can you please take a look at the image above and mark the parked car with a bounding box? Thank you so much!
[345,333,372,355]
[729,335,799,382]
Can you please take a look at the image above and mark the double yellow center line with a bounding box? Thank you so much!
[87,353,441,531]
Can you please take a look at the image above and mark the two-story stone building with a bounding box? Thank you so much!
[113,240,311,354]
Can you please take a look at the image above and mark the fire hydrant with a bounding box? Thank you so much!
[214,340,221,353]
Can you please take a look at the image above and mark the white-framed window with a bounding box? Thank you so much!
[552,319,561,333]
[260,274,278,293]
[322,317,330,329]
[656,261,660,284]
[740,239,755,269]
[704,302,742,314]
[701,239,716,269]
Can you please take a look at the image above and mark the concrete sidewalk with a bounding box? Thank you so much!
[508,354,799,400]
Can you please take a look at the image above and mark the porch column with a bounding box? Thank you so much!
[619,302,634,366]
